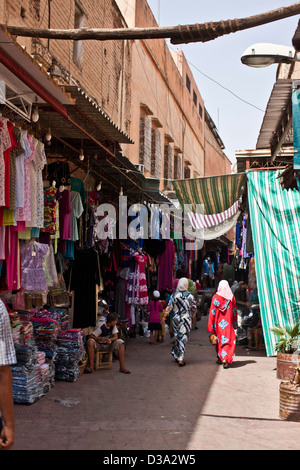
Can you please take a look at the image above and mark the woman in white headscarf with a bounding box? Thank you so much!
[207,280,237,368]
[162,278,197,366]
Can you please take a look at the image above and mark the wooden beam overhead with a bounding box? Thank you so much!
[5,3,300,45]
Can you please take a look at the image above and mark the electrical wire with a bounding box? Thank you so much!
[168,44,265,113]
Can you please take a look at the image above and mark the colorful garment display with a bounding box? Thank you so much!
[20,241,49,292]
[40,185,61,234]
[157,240,175,292]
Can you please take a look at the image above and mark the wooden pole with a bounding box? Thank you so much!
[4,3,300,45]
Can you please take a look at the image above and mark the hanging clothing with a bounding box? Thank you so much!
[70,248,101,329]
[16,134,34,222]
[70,191,84,241]
[58,189,71,240]
[207,286,237,364]
[20,240,49,292]
[0,118,12,206]
[40,185,61,235]
[134,252,148,305]
[70,176,86,203]
[9,126,24,210]
[157,239,175,291]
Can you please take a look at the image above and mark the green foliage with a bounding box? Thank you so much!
[270,323,300,353]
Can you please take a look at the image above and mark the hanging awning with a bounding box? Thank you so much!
[172,172,246,214]
[172,172,246,241]
[247,170,300,356]
[63,85,133,144]
[0,26,74,119]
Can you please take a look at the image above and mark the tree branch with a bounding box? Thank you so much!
[4,3,300,45]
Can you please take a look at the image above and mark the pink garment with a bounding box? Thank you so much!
[217,280,234,301]
[148,300,163,323]
[0,226,5,260]
[59,189,71,239]
[6,227,20,290]
[134,253,148,305]
[157,240,175,291]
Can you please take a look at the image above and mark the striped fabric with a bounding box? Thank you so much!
[188,201,239,229]
[247,170,300,356]
[172,173,246,214]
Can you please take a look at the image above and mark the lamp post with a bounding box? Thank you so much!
[241,43,300,68]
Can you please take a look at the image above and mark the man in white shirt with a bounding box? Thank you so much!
[86,312,131,374]
[0,299,16,450]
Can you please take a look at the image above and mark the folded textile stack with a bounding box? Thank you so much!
[48,308,70,329]
[9,311,22,346]
[11,345,44,404]
[19,320,35,347]
[30,315,59,360]
[54,329,85,382]
[35,351,52,393]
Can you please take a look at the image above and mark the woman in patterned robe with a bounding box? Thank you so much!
[207,280,237,368]
[162,278,197,366]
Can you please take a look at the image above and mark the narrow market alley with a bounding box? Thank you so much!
[12,315,300,452]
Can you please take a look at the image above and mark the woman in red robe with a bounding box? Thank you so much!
[207,280,237,368]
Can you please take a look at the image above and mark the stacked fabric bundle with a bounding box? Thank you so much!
[11,345,44,404]
[18,317,35,347]
[30,314,59,360]
[8,311,22,345]
[35,351,52,394]
[48,307,70,329]
[54,329,85,382]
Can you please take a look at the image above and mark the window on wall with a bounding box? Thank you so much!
[199,104,203,119]
[186,74,191,93]
[174,153,182,180]
[73,3,85,68]
[151,128,161,178]
[164,144,173,189]
[184,166,191,179]
[193,90,197,107]
[139,115,152,172]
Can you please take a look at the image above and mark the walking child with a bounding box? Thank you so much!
[147,290,163,344]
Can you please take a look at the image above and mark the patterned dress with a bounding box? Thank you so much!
[207,293,237,364]
[134,253,148,305]
[167,290,197,362]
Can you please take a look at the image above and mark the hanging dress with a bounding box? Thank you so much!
[134,252,148,305]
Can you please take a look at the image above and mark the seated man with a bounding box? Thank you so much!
[86,312,131,374]
[247,309,263,351]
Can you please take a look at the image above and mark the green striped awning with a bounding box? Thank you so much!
[247,170,300,356]
[172,173,246,214]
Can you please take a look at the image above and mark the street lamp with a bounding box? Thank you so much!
[241,43,300,68]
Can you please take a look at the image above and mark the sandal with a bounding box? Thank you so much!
[119,369,131,374]
[84,367,93,374]
[178,361,185,367]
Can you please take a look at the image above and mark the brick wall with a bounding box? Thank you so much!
[1,0,132,137]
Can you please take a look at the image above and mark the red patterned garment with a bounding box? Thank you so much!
[207,293,237,364]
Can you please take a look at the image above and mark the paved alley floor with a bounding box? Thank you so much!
[11,315,300,452]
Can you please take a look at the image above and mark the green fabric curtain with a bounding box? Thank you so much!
[247,170,300,356]
[172,172,246,214]
[293,87,300,170]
